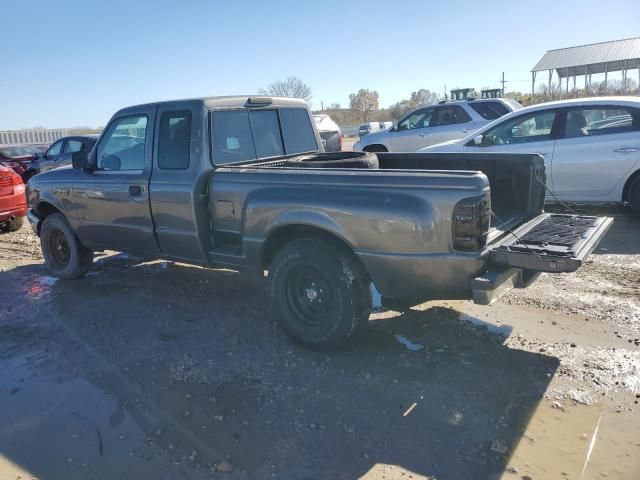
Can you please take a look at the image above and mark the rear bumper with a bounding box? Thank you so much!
[0,199,28,222]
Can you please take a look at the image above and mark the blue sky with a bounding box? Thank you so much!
[0,0,638,129]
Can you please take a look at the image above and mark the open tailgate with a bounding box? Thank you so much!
[489,213,613,273]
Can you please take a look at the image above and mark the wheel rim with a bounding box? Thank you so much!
[283,263,335,326]
[47,228,71,269]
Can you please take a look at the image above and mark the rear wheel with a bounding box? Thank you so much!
[267,235,372,349]
[0,216,23,233]
[629,176,640,214]
[40,213,93,279]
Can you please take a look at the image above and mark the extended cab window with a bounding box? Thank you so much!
[211,107,318,165]
[158,111,191,169]
[279,108,318,154]
[97,115,147,170]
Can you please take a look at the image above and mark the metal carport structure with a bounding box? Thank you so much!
[531,37,640,97]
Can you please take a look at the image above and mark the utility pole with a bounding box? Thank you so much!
[444,83,447,100]
[321,101,324,111]
[500,72,507,95]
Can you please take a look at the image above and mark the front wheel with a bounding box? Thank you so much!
[267,235,372,349]
[629,177,640,214]
[40,213,93,279]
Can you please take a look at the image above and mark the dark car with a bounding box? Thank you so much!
[0,144,43,180]
[28,135,99,179]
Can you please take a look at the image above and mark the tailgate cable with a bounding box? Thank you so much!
[490,209,544,260]
[536,176,581,216]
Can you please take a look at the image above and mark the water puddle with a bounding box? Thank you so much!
[500,400,640,479]
[393,334,424,351]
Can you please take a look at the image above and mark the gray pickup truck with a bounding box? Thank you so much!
[26,96,612,348]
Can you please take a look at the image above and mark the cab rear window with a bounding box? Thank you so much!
[211,107,317,165]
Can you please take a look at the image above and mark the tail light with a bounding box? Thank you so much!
[11,172,23,186]
[453,194,491,251]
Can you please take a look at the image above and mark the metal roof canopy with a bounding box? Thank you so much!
[531,37,640,96]
[532,37,640,77]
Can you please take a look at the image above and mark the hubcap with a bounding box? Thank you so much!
[284,265,334,326]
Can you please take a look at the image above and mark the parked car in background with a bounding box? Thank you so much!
[379,121,393,130]
[354,98,521,152]
[358,122,382,137]
[313,114,342,152]
[0,144,43,181]
[27,135,99,179]
[0,165,27,232]
[420,97,640,212]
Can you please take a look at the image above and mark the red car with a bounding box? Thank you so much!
[0,144,43,181]
[0,165,27,232]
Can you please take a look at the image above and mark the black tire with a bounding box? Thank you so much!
[7,216,23,232]
[40,213,93,279]
[267,235,372,349]
[629,176,640,214]
[284,151,379,169]
[362,144,388,153]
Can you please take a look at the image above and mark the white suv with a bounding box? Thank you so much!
[353,98,521,152]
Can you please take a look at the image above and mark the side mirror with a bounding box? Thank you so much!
[71,150,89,169]
[473,134,483,146]
[32,151,44,160]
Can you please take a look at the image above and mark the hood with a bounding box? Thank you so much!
[359,129,389,145]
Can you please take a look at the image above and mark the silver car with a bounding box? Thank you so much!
[354,98,521,152]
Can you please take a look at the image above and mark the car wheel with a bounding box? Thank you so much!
[363,145,388,153]
[40,213,93,279]
[4,216,24,232]
[629,176,640,214]
[267,235,372,349]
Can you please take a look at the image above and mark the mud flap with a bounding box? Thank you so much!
[489,213,613,273]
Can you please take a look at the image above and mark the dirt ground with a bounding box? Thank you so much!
[0,207,638,480]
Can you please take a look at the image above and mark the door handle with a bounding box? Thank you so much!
[534,152,548,156]
[128,185,142,196]
[419,133,429,137]
[461,129,471,133]
[614,147,639,153]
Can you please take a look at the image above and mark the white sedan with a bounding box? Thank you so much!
[421,97,640,212]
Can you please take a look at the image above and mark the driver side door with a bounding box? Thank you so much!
[73,107,160,254]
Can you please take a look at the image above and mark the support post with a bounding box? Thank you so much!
[548,69,553,99]
[622,60,628,93]
[531,71,536,97]
[604,62,608,94]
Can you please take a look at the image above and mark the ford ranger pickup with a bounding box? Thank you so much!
[25,96,613,348]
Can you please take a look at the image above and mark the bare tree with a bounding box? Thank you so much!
[409,89,439,108]
[259,76,312,104]
[349,89,379,122]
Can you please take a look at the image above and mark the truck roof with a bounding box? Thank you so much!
[116,95,309,114]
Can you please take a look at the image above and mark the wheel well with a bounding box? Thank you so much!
[36,202,62,228]
[261,225,361,272]
[622,169,640,202]
[362,144,388,152]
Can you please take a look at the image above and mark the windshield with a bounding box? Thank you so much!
[0,145,41,158]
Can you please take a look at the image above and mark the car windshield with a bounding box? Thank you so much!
[0,145,40,158]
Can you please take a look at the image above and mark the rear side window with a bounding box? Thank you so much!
[249,110,284,158]
[470,101,510,120]
[279,108,318,154]
[212,110,257,165]
[432,105,472,126]
[158,111,192,169]
[563,107,639,138]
